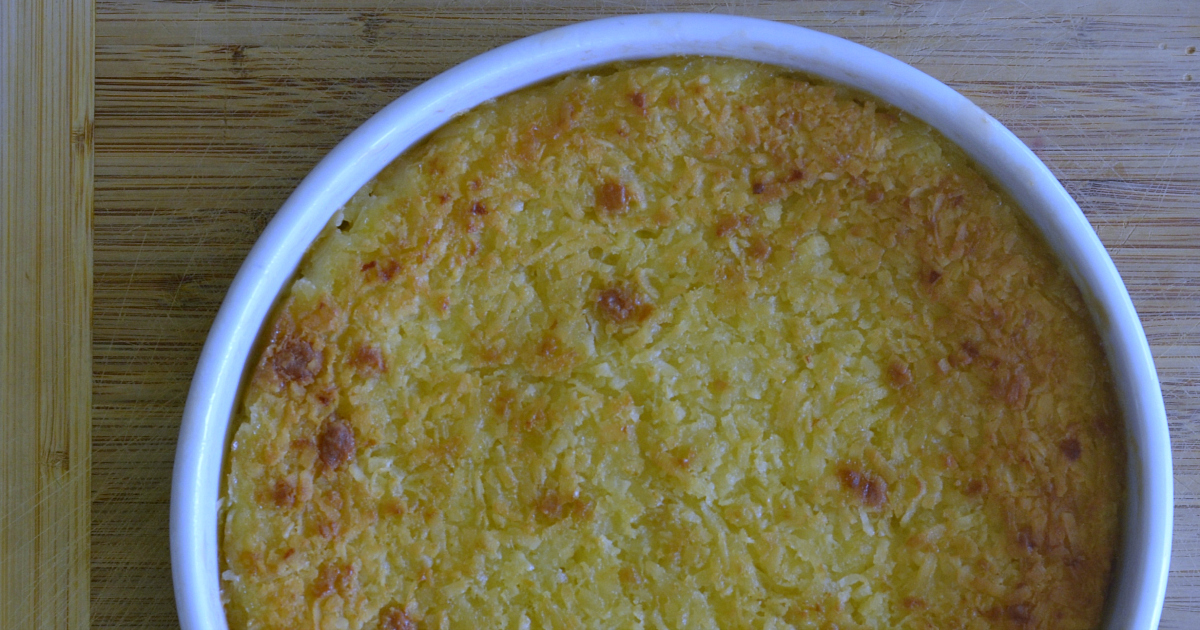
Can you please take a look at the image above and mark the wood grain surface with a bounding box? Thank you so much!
[2,0,93,629]
[91,0,1199,627]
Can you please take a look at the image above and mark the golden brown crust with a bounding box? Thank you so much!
[221,58,1124,630]
[837,461,889,509]
[316,416,355,471]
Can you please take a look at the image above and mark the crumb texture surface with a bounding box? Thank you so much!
[222,58,1124,630]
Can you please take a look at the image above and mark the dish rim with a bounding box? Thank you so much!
[170,13,1172,630]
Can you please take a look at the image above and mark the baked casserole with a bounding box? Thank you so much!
[221,58,1124,630]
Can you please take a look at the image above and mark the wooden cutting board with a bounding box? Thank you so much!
[6,0,1200,628]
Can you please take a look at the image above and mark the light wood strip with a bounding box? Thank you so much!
[1,0,94,629]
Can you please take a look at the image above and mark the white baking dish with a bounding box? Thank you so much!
[171,13,1171,629]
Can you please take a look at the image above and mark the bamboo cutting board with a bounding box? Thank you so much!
[74,0,1200,628]
[3,0,92,629]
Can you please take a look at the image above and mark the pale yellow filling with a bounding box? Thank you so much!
[222,58,1124,630]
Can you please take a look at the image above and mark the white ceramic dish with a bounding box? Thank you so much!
[171,13,1171,630]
